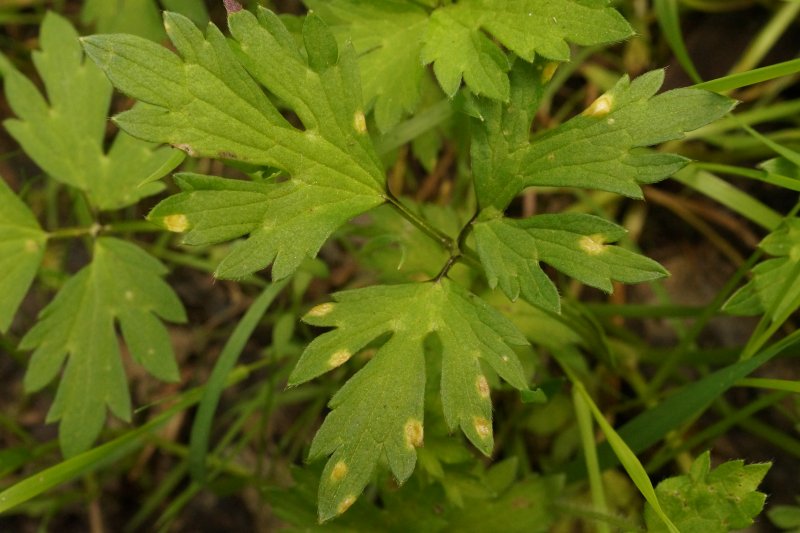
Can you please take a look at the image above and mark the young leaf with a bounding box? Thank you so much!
[644,451,770,533]
[421,0,632,99]
[725,218,800,319]
[0,178,47,333]
[472,68,736,210]
[19,238,186,457]
[474,214,667,312]
[1,12,180,211]
[305,0,429,132]
[82,9,387,279]
[289,279,530,521]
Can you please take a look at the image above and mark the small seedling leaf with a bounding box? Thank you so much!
[644,451,770,533]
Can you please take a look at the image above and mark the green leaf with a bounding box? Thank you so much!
[644,451,770,533]
[421,0,632,99]
[19,238,186,457]
[474,214,667,311]
[0,178,47,333]
[445,475,562,533]
[473,68,736,210]
[306,0,429,131]
[422,3,511,100]
[81,0,164,42]
[82,9,387,279]
[725,218,800,319]
[2,12,179,211]
[289,279,530,521]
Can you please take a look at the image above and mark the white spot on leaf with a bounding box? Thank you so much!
[337,495,356,515]
[476,375,490,399]
[582,94,613,118]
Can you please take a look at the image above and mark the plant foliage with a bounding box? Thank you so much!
[0,0,783,529]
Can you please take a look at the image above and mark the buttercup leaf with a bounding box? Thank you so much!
[0,178,47,333]
[645,452,770,533]
[289,279,530,521]
[20,238,186,457]
[2,12,180,211]
[82,9,387,279]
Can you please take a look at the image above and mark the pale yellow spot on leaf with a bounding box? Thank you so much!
[328,349,351,369]
[337,495,356,515]
[24,239,40,253]
[124,290,135,302]
[579,234,606,255]
[404,419,424,448]
[582,94,613,117]
[163,214,189,233]
[541,62,559,83]
[473,416,491,439]
[476,375,490,399]
[307,302,334,318]
[353,110,367,134]
[330,461,348,482]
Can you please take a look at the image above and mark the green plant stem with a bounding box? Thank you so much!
[386,193,454,252]
[46,220,165,240]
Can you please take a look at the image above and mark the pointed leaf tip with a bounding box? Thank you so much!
[223,0,243,13]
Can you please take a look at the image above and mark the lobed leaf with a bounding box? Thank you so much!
[83,9,387,279]
[148,173,381,280]
[475,214,667,311]
[289,280,530,521]
[2,12,179,211]
[421,0,632,100]
[306,0,429,132]
[725,218,800,319]
[473,68,736,210]
[0,178,47,333]
[19,238,186,457]
[644,451,770,532]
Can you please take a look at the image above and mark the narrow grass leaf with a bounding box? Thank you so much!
[654,0,703,84]
[573,381,679,533]
[189,278,290,482]
[693,57,800,93]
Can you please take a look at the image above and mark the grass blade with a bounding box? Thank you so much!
[654,0,702,84]
[693,58,800,93]
[188,278,290,483]
[0,367,251,514]
[565,329,800,481]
